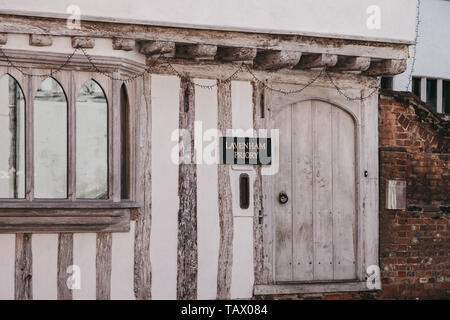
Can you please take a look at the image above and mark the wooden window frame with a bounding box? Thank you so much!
[0,49,145,233]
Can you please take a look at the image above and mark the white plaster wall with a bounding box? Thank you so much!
[72,233,96,300]
[230,81,255,299]
[150,74,180,300]
[0,0,417,43]
[393,0,450,90]
[111,221,136,300]
[0,234,15,299]
[195,79,220,300]
[32,234,58,300]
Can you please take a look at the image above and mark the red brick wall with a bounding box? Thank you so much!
[378,91,449,299]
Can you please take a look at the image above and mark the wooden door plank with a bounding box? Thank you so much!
[312,101,333,281]
[273,105,292,282]
[292,101,314,281]
[332,108,357,280]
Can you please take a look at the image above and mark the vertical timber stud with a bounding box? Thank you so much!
[252,82,264,285]
[57,233,73,300]
[15,234,32,300]
[134,75,152,300]
[216,81,233,299]
[261,84,273,285]
[96,233,112,300]
[112,72,121,202]
[177,79,198,300]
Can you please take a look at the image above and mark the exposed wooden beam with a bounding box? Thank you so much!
[0,33,7,45]
[254,50,302,71]
[139,40,175,57]
[72,37,95,49]
[365,59,407,76]
[15,233,33,300]
[57,233,73,300]
[112,38,135,51]
[96,233,112,300]
[29,34,52,46]
[133,74,152,300]
[0,15,410,60]
[176,44,217,61]
[216,81,233,299]
[216,47,257,63]
[329,56,371,72]
[176,79,198,299]
[295,53,338,69]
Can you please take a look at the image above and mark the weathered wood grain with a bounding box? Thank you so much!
[217,47,257,63]
[25,69,33,201]
[292,101,314,281]
[112,38,135,51]
[0,15,410,60]
[71,37,95,48]
[254,50,302,71]
[365,59,407,76]
[139,40,175,56]
[312,101,334,280]
[29,34,52,46]
[332,108,357,280]
[177,78,198,300]
[260,85,274,285]
[57,233,73,300]
[68,71,76,200]
[133,75,152,300]
[216,81,233,299]
[0,209,131,233]
[112,72,121,202]
[176,44,217,61]
[14,233,32,300]
[96,232,112,300]
[330,56,371,72]
[0,32,7,44]
[252,82,264,285]
[295,53,338,69]
[273,103,293,282]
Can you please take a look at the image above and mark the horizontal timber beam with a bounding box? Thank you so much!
[72,36,95,48]
[0,32,7,45]
[176,44,217,60]
[329,56,371,72]
[216,47,257,63]
[295,53,338,69]
[139,40,175,56]
[0,14,410,60]
[254,50,302,71]
[365,59,407,76]
[112,38,135,51]
[29,34,52,46]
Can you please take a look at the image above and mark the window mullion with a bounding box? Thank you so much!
[108,72,121,202]
[25,69,34,201]
[68,71,76,201]
[111,72,122,202]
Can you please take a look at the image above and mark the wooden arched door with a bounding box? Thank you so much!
[273,100,357,282]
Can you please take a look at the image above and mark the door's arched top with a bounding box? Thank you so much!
[279,98,359,127]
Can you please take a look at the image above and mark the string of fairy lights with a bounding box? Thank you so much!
[0,0,421,101]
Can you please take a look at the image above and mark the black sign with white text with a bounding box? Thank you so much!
[220,137,271,165]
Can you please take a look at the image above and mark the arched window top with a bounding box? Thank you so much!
[34,77,67,103]
[0,73,26,97]
[76,78,108,199]
[77,79,107,104]
[33,77,68,199]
